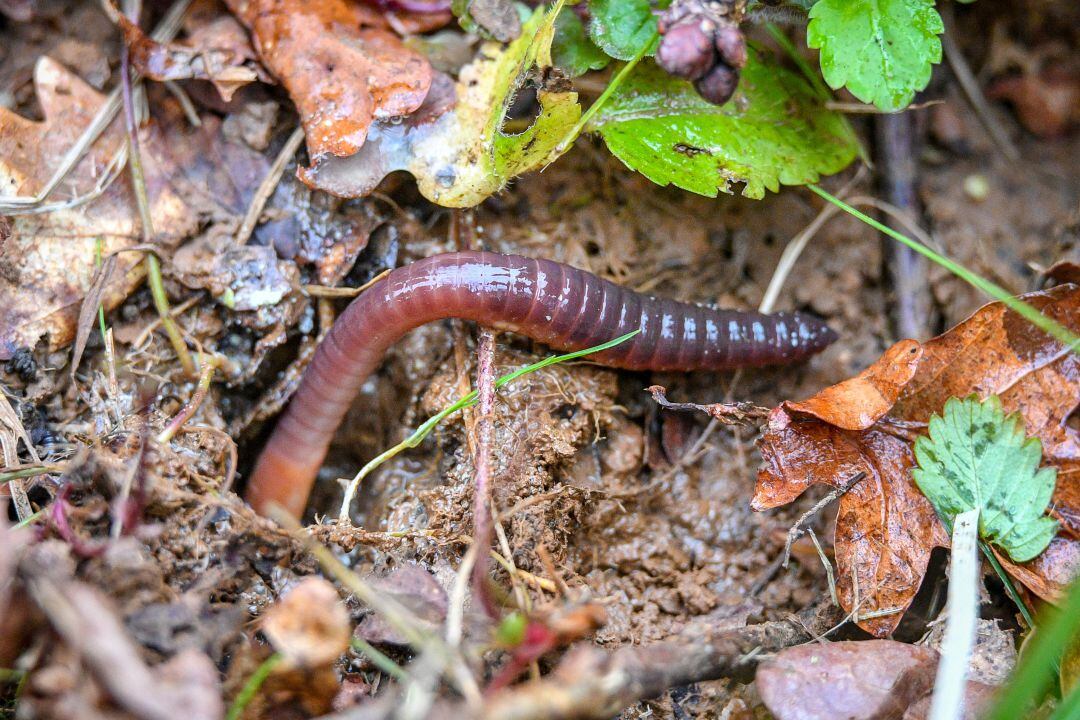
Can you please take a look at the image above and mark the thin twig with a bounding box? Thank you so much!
[0,0,192,214]
[927,508,980,720]
[156,357,217,443]
[875,110,932,339]
[235,126,305,245]
[940,5,1020,161]
[162,80,202,127]
[782,472,866,569]
[303,269,391,298]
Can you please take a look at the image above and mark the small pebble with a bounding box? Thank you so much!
[963,173,990,202]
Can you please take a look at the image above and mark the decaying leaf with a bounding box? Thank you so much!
[297,6,581,207]
[0,58,267,359]
[27,574,224,720]
[225,0,446,169]
[0,58,192,358]
[354,565,448,646]
[988,65,1080,138]
[119,11,266,102]
[756,640,939,720]
[261,576,350,669]
[754,285,1080,635]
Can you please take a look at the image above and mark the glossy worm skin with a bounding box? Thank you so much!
[247,251,836,516]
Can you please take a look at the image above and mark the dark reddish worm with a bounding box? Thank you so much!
[247,252,836,516]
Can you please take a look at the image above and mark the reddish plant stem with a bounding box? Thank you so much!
[470,329,499,620]
[49,486,106,558]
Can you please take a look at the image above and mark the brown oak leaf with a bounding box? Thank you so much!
[0,58,268,358]
[0,58,195,357]
[754,286,1080,635]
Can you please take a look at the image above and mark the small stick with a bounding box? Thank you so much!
[302,269,391,298]
[782,472,866,569]
[235,126,305,246]
[940,5,1020,161]
[876,111,933,339]
[927,508,980,720]
[118,9,197,378]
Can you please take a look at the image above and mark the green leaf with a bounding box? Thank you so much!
[587,0,668,61]
[807,0,944,111]
[913,395,1059,563]
[587,54,859,199]
[553,7,610,77]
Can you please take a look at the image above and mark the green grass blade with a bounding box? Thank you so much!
[985,578,1080,720]
[808,184,1080,351]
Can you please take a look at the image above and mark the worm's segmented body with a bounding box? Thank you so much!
[247,251,836,516]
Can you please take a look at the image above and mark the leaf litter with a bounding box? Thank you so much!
[1,1,1080,719]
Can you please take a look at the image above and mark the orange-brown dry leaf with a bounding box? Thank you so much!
[119,11,266,102]
[892,286,1080,537]
[225,0,446,171]
[754,285,1080,635]
[755,411,950,637]
[0,58,195,356]
[994,536,1080,603]
[782,339,923,431]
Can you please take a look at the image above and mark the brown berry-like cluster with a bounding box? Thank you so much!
[656,0,747,105]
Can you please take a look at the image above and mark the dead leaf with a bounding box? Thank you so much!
[120,12,266,102]
[354,565,448,646]
[994,535,1080,603]
[26,575,224,720]
[70,253,117,383]
[0,58,269,359]
[297,6,580,206]
[754,286,1080,634]
[756,640,938,720]
[989,65,1080,138]
[224,0,444,168]
[0,58,176,357]
[781,339,923,431]
[261,576,350,669]
[755,411,950,636]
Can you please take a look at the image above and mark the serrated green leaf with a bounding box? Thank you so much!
[587,55,858,199]
[587,0,668,61]
[913,395,1059,563]
[553,7,610,77]
[807,0,944,111]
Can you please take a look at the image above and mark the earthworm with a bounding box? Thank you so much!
[246,251,836,516]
